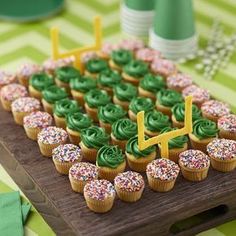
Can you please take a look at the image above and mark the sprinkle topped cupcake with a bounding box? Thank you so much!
[167,73,192,92]
[0,70,16,88]
[118,38,144,51]
[218,114,236,140]
[97,42,119,60]
[136,48,161,63]
[151,59,177,78]
[201,100,230,122]
[182,85,210,107]
[110,49,133,71]
[81,51,98,64]
[85,58,108,79]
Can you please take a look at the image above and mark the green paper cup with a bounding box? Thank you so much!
[124,0,155,11]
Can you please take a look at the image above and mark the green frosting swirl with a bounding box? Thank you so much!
[112,118,137,141]
[98,103,126,124]
[98,69,122,88]
[172,102,202,122]
[193,118,218,140]
[123,60,148,78]
[145,110,171,132]
[30,73,54,91]
[69,76,97,93]
[66,112,92,132]
[55,66,80,83]
[42,85,68,104]
[113,82,138,102]
[84,89,111,108]
[111,49,132,66]
[129,97,154,114]
[97,145,125,168]
[81,126,109,149]
[85,58,108,73]
[140,74,166,93]
[157,89,183,107]
[126,136,156,158]
[54,98,80,117]
[160,127,188,149]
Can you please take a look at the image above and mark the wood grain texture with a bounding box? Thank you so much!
[1,106,236,236]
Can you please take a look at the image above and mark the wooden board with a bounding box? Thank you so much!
[1,106,236,236]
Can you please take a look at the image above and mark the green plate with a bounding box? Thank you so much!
[0,0,65,22]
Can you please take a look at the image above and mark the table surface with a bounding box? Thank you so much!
[0,0,236,235]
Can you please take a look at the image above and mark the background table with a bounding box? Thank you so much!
[0,0,236,235]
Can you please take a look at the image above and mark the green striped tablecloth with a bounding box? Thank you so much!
[0,0,236,235]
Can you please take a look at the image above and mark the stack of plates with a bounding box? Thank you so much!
[120,4,154,37]
[149,29,198,60]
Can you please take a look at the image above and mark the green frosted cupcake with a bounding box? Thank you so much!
[156,89,183,117]
[126,136,156,172]
[84,89,111,122]
[98,103,127,133]
[144,110,171,137]
[80,126,110,162]
[96,145,126,181]
[29,73,54,99]
[66,112,93,144]
[97,69,122,95]
[53,98,81,129]
[128,96,154,121]
[139,73,166,100]
[70,76,97,105]
[113,82,138,110]
[111,118,137,151]
[122,60,149,86]
[85,58,108,79]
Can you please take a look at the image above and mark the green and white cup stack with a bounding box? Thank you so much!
[149,0,198,60]
[121,0,155,37]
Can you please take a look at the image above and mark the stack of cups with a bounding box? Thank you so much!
[149,0,198,60]
[121,0,155,38]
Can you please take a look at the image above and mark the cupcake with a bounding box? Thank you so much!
[23,111,53,141]
[179,149,210,182]
[128,97,154,121]
[55,66,80,93]
[207,139,236,172]
[160,127,188,163]
[144,110,171,137]
[53,98,80,129]
[11,97,41,125]
[111,118,137,151]
[201,100,230,123]
[42,85,68,114]
[98,103,127,133]
[135,48,161,63]
[96,145,126,181]
[66,112,93,144]
[182,85,210,108]
[189,118,218,152]
[70,76,97,106]
[118,38,144,51]
[166,73,192,92]
[17,63,41,87]
[171,102,202,128]
[97,69,122,96]
[218,114,236,140]
[52,144,82,174]
[146,159,180,192]
[151,59,177,78]
[97,42,118,60]
[84,179,116,213]
[138,73,166,100]
[29,73,54,99]
[0,70,16,89]
[125,136,156,172]
[84,58,108,79]
[80,126,110,162]
[69,162,98,193]
[122,60,149,86]
[114,171,144,202]
[156,89,183,117]
[113,82,138,111]
[37,126,68,157]
[109,49,133,71]
[81,51,98,65]
[0,83,28,111]
[84,89,111,122]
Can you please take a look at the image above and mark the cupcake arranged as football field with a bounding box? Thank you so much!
[84,58,108,79]
[218,114,236,140]
[151,59,177,78]
[0,70,16,89]
[135,48,161,64]
[166,73,192,92]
